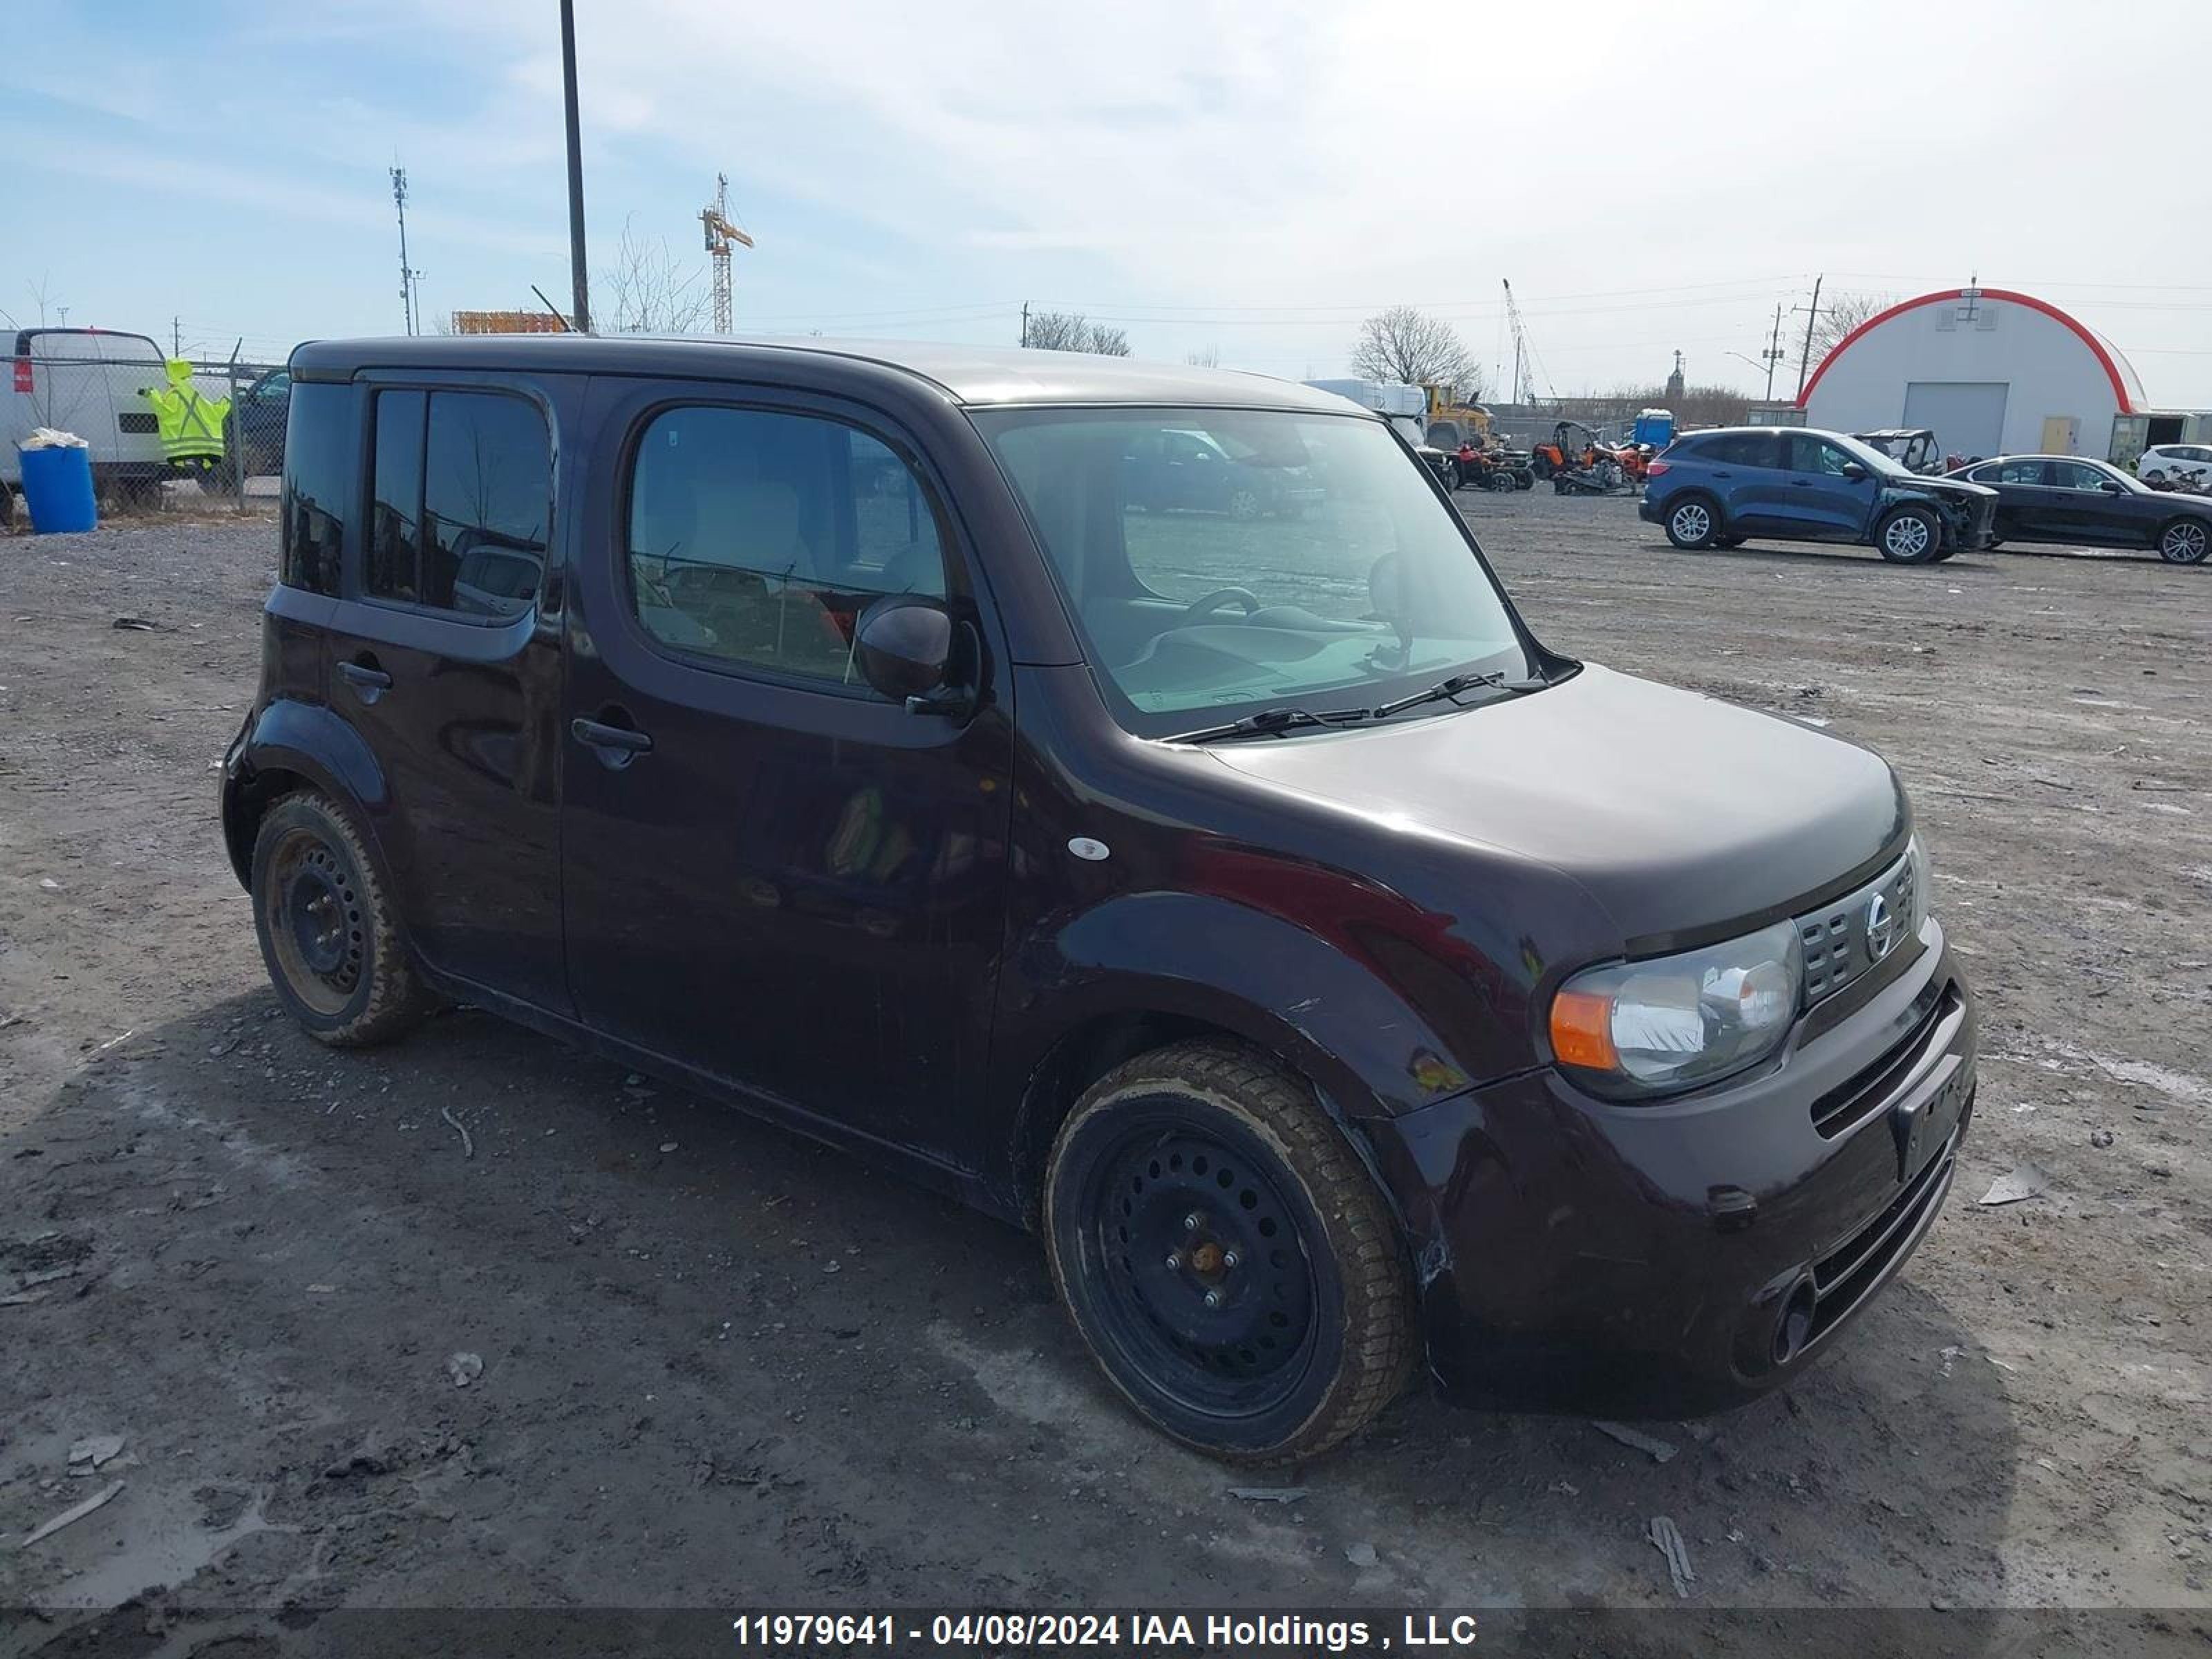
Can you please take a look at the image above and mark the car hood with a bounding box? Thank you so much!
[1202,663,1907,952]
[1907,476,1996,501]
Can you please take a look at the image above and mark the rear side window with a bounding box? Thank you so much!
[1689,432,1776,468]
[625,405,946,691]
[366,389,550,620]
[1991,459,2048,485]
[280,382,350,594]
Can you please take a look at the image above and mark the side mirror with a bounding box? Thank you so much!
[854,594,961,711]
[2099,479,2124,495]
[1839,460,1870,482]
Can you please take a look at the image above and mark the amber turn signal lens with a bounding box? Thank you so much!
[1550,988,1619,1071]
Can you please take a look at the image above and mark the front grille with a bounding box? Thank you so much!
[1797,847,1918,1003]
[1808,1132,1956,1340]
[1810,980,1959,1137]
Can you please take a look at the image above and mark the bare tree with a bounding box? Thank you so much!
[599,217,710,335]
[1184,344,1221,368]
[1349,305,1479,394]
[1807,290,1888,363]
[1024,310,1132,356]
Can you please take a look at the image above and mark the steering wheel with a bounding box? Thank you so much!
[1179,587,1262,624]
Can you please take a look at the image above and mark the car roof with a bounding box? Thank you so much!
[1967,453,2112,465]
[287,333,1364,415]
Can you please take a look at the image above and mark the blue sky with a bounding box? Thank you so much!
[9,0,2212,404]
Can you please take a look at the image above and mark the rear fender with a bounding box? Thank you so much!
[219,697,389,889]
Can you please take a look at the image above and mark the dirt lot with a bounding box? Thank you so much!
[1,492,2207,1655]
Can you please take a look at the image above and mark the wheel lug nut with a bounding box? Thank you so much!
[1203,1290,1222,1309]
[1222,1250,1239,1269]
[1163,1253,1181,1272]
[1183,1212,1201,1232]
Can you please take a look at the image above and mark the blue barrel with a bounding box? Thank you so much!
[18,444,99,534]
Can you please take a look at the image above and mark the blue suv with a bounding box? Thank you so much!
[1641,427,1996,563]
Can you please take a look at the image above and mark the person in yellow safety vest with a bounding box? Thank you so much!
[139,359,231,476]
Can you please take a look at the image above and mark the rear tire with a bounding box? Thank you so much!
[2157,517,2210,565]
[1042,1040,1415,1463]
[1664,497,1719,550]
[251,792,434,1047]
[1875,505,1942,564]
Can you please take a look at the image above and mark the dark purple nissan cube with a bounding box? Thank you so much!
[222,336,1974,1461]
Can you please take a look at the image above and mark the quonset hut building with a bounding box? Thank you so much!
[1795,286,2192,467]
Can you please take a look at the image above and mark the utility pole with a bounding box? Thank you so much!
[390,166,421,335]
[1759,302,1786,402]
[173,317,182,357]
[559,0,592,335]
[1020,302,1029,348]
[1792,275,1827,402]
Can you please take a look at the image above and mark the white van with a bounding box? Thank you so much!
[3,328,176,525]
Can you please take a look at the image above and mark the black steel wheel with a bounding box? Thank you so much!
[1043,1040,1414,1462]
[251,792,433,1046]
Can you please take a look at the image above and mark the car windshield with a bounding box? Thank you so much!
[974,406,1535,735]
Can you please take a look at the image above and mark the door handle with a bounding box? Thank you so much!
[570,715,653,767]
[1710,471,1732,479]
[337,657,392,703]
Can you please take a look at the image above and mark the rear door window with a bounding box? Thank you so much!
[364,388,551,619]
[1691,432,1777,469]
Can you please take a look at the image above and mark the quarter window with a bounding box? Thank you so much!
[625,405,946,689]
[366,389,550,619]
[280,381,349,594]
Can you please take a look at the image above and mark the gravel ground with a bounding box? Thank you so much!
[0,494,2207,1655]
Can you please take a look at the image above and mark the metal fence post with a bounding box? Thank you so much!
[226,345,245,515]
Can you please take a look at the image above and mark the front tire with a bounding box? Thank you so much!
[250,792,433,1046]
[2158,517,2210,565]
[1875,505,1942,564]
[1665,496,1719,549]
[1042,1041,1414,1463]
[1226,486,1262,523]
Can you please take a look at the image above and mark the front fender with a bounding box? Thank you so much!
[219,697,389,888]
[995,890,1497,1134]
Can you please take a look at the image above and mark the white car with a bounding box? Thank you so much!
[2136,444,2212,491]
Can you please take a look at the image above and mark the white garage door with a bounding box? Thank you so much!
[1904,382,2009,461]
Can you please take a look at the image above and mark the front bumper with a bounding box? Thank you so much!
[1363,919,1975,1416]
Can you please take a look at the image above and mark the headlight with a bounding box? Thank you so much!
[1548,919,1804,1097]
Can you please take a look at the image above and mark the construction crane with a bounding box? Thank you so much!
[1501,279,1553,407]
[700,172,754,335]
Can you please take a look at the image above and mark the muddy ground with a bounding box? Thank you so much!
[1,492,2207,1656]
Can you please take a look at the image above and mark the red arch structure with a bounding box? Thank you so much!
[1797,288,2139,414]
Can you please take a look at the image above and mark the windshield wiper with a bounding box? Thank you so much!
[1172,704,1374,744]
[1369,670,1547,720]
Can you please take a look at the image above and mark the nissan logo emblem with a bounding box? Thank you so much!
[1865,892,1898,962]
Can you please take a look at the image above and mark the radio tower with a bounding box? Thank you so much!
[700,172,754,335]
[391,166,423,335]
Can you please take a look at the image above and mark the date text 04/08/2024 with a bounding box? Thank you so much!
[729,1613,1482,1651]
